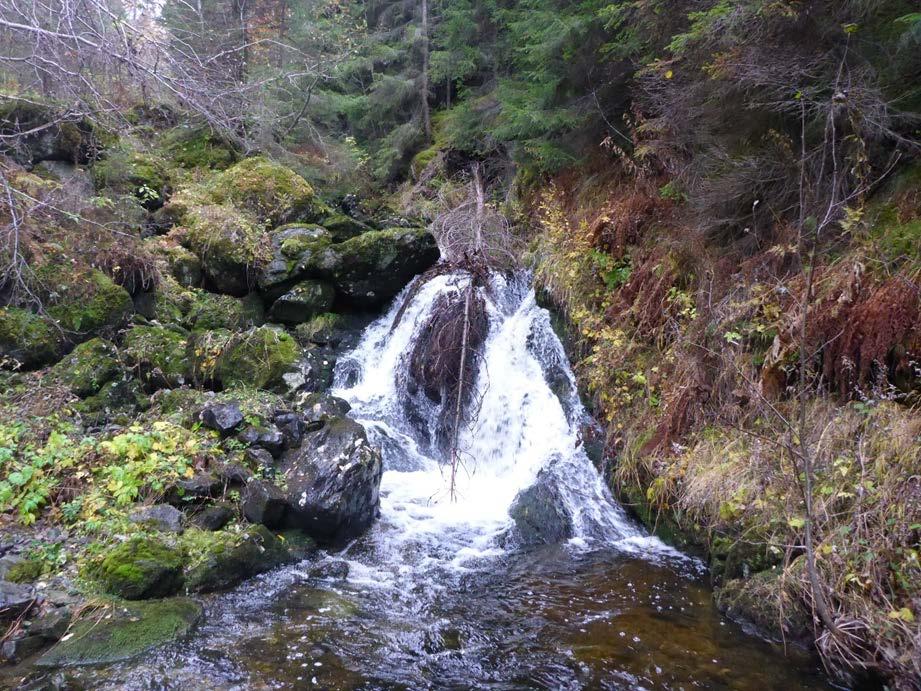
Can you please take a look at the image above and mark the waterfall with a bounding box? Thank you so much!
[332,268,673,570]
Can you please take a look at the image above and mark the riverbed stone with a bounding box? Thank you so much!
[508,467,574,546]
[0,580,36,623]
[36,598,202,668]
[280,417,383,543]
[191,504,235,531]
[184,525,295,593]
[296,392,352,428]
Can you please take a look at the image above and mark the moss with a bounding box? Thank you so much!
[181,203,267,296]
[187,329,233,386]
[182,525,296,593]
[215,325,300,391]
[44,269,133,338]
[279,227,331,258]
[164,244,203,288]
[268,280,336,325]
[0,307,62,369]
[208,156,330,225]
[36,598,202,668]
[294,312,344,346]
[161,125,239,170]
[88,535,185,600]
[319,213,373,241]
[186,292,263,331]
[91,149,171,209]
[51,337,120,397]
[122,325,189,389]
[6,557,45,583]
[74,377,149,422]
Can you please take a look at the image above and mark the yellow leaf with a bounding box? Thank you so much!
[665,69,673,79]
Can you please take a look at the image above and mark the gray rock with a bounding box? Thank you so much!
[273,411,307,448]
[217,462,252,485]
[268,280,336,325]
[0,580,36,623]
[280,417,382,543]
[191,504,234,531]
[296,392,351,429]
[238,425,285,457]
[244,447,275,473]
[176,472,221,499]
[199,401,244,435]
[242,479,288,529]
[308,559,350,581]
[129,504,183,533]
[508,466,574,546]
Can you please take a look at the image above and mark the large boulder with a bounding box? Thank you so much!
[258,225,333,299]
[280,417,382,543]
[268,280,335,325]
[0,307,62,369]
[88,536,185,600]
[259,227,439,306]
[508,466,574,547]
[36,598,202,668]
[215,325,300,391]
[0,103,99,165]
[90,149,171,210]
[183,525,305,593]
[319,213,374,241]
[122,325,189,389]
[180,204,266,296]
[299,227,439,306]
[43,268,134,339]
[51,337,120,397]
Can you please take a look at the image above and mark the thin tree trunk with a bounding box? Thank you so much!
[420,0,431,141]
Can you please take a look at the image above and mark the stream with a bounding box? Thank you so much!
[57,270,831,689]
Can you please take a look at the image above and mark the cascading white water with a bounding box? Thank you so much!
[332,268,671,570]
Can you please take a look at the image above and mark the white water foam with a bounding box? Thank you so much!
[332,268,679,571]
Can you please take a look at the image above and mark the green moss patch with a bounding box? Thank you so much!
[0,307,62,369]
[215,325,299,391]
[51,337,120,397]
[183,525,297,593]
[122,325,189,389]
[36,598,202,668]
[87,535,185,600]
[91,150,170,210]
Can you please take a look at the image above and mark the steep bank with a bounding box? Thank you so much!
[526,158,921,688]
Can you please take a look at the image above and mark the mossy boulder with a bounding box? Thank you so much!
[122,325,189,389]
[258,226,333,299]
[88,536,185,600]
[187,329,233,386]
[215,325,300,391]
[204,157,329,226]
[294,312,345,347]
[0,307,62,369]
[91,150,171,210]
[73,377,149,421]
[0,102,100,165]
[299,227,439,306]
[319,213,374,241]
[5,557,45,584]
[44,269,133,338]
[183,525,303,593]
[162,244,203,288]
[181,204,267,295]
[162,125,238,170]
[268,280,335,325]
[51,337,120,396]
[186,292,263,331]
[36,598,202,668]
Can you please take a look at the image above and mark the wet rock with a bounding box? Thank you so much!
[508,467,574,546]
[238,425,285,457]
[296,392,352,429]
[273,411,307,448]
[308,560,350,581]
[319,213,374,241]
[242,479,288,529]
[268,280,336,325]
[184,525,295,593]
[88,536,184,600]
[175,472,222,500]
[282,347,337,394]
[191,504,234,531]
[280,417,383,543]
[200,401,244,435]
[129,504,183,533]
[0,580,36,623]
[36,598,202,668]
[1,630,49,663]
